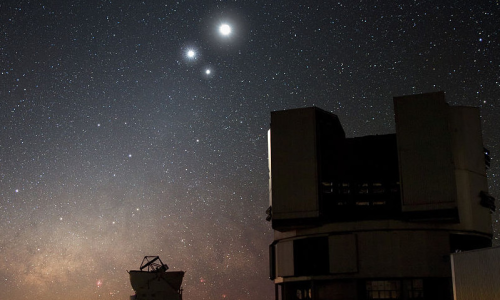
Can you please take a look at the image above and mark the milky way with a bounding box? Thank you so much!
[0,1,498,300]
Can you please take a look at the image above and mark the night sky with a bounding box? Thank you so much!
[1,1,498,299]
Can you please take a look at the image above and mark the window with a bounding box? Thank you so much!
[296,288,312,299]
[372,182,385,194]
[283,282,312,300]
[366,279,425,299]
[406,279,424,299]
[366,281,400,299]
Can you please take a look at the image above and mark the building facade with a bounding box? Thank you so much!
[267,92,494,300]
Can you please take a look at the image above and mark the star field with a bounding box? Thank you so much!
[1,1,499,300]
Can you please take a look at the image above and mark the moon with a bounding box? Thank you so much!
[219,24,232,36]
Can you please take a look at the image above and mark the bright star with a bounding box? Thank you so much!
[219,24,232,36]
[203,66,214,79]
[187,49,196,58]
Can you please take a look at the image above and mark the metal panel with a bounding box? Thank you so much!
[449,107,485,174]
[451,246,500,300]
[270,107,345,228]
[329,234,358,274]
[276,240,294,277]
[394,92,458,213]
[448,106,491,232]
[271,108,320,220]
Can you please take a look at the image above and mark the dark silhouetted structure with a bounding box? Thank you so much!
[267,92,493,300]
[129,256,184,300]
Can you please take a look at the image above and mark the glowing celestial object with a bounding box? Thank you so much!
[187,49,196,58]
[203,66,214,79]
[219,24,232,36]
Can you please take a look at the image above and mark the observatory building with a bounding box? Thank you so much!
[266,92,494,300]
[129,256,184,300]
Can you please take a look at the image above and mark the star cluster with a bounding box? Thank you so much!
[0,1,499,300]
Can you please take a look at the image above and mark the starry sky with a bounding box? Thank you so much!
[0,1,499,299]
